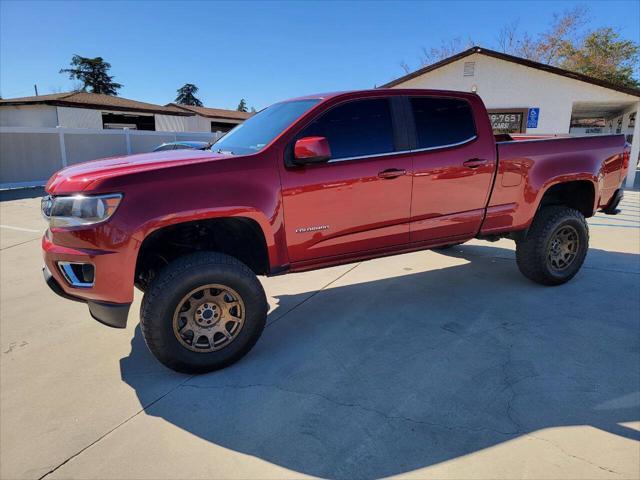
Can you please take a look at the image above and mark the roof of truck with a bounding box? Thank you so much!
[283,88,478,102]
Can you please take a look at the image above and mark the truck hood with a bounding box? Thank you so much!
[46,149,232,193]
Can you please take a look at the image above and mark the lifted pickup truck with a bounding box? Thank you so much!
[42,89,630,373]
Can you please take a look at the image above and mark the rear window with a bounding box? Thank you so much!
[410,97,476,149]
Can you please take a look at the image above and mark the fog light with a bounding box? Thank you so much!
[58,262,94,288]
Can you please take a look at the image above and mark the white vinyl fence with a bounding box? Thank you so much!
[0,127,223,189]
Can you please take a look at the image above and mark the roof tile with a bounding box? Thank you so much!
[166,103,253,120]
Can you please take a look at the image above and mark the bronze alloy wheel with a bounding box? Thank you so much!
[172,284,245,353]
[547,225,579,271]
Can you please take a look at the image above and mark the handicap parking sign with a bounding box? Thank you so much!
[527,108,540,128]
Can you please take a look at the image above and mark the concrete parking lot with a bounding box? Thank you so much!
[1,191,639,480]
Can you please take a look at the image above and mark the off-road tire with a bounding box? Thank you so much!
[516,206,589,285]
[140,252,268,373]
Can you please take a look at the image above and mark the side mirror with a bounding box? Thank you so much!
[293,136,331,164]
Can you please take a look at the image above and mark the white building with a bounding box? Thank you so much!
[0,91,250,132]
[383,46,640,187]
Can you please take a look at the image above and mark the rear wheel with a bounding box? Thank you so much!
[515,206,589,285]
[140,252,267,373]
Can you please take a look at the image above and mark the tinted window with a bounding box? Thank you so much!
[211,99,320,155]
[174,144,197,151]
[299,99,395,159]
[410,97,476,149]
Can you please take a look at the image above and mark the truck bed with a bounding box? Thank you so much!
[480,134,629,235]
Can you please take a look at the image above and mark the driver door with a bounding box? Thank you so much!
[278,97,413,264]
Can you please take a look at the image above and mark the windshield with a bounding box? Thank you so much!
[211,99,321,155]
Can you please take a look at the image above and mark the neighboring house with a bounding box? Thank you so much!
[382,46,640,187]
[166,103,252,133]
[0,92,193,131]
[0,92,252,187]
[0,92,250,133]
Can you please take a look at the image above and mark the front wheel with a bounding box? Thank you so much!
[516,206,589,285]
[140,252,268,373]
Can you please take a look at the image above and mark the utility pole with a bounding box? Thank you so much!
[34,84,38,96]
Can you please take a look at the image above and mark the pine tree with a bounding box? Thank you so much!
[237,99,248,112]
[175,84,204,106]
[60,55,123,95]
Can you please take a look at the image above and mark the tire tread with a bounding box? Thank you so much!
[140,252,266,373]
[515,206,589,286]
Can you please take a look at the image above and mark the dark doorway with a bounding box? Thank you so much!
[102,113,156,131]
[210,121,234,133]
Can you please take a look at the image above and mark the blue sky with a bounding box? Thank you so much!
[1,0,638,110]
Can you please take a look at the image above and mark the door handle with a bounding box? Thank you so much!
[378,168,407,179]
[463,158,488,168]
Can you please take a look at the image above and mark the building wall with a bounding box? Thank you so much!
[605,103,638,141]
[392,53,639,134]
[57,106,103,129]
[1,105,242,133]
[183,115,213,132]
[0,105,58,127]
[155,114,192,132]
[177,115,243,133]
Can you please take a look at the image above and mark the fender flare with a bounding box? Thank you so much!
[535,174,598,214]
[131,206,280,268]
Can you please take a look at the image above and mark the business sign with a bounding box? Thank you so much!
[488,109,527,133]
[527,108,540,129]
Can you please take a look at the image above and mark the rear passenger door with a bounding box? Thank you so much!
[407,95,496,242]
[279,97,413,263]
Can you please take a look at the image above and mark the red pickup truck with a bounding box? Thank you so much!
[42,89,630,373]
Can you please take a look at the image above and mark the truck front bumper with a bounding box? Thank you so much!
[42,227,136,329]
[43,265,130,328]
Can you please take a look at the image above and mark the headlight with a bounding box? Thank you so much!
[42,194,123,228]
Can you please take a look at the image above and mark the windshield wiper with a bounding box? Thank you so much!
[215,149,234,155]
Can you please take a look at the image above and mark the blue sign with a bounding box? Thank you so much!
[527,108,540,129]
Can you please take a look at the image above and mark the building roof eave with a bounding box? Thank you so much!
[381,46,640,98]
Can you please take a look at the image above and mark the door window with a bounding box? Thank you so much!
[298,98,395,160]
[410,97,476,149]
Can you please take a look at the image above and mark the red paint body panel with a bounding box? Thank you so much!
[42,88,629,306]
[294,136,331,161]
[482,135,629,235]
[279,151,413,263]
[409,93,497,242]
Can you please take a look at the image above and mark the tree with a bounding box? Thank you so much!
[401,37,475,73]
[59,55,122,95]
[420,37,476,65]
[400,5,639,88]
[236,98,248,112]
[499,6,588,65]
[175,83,203,106]
[561,28,640,88]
